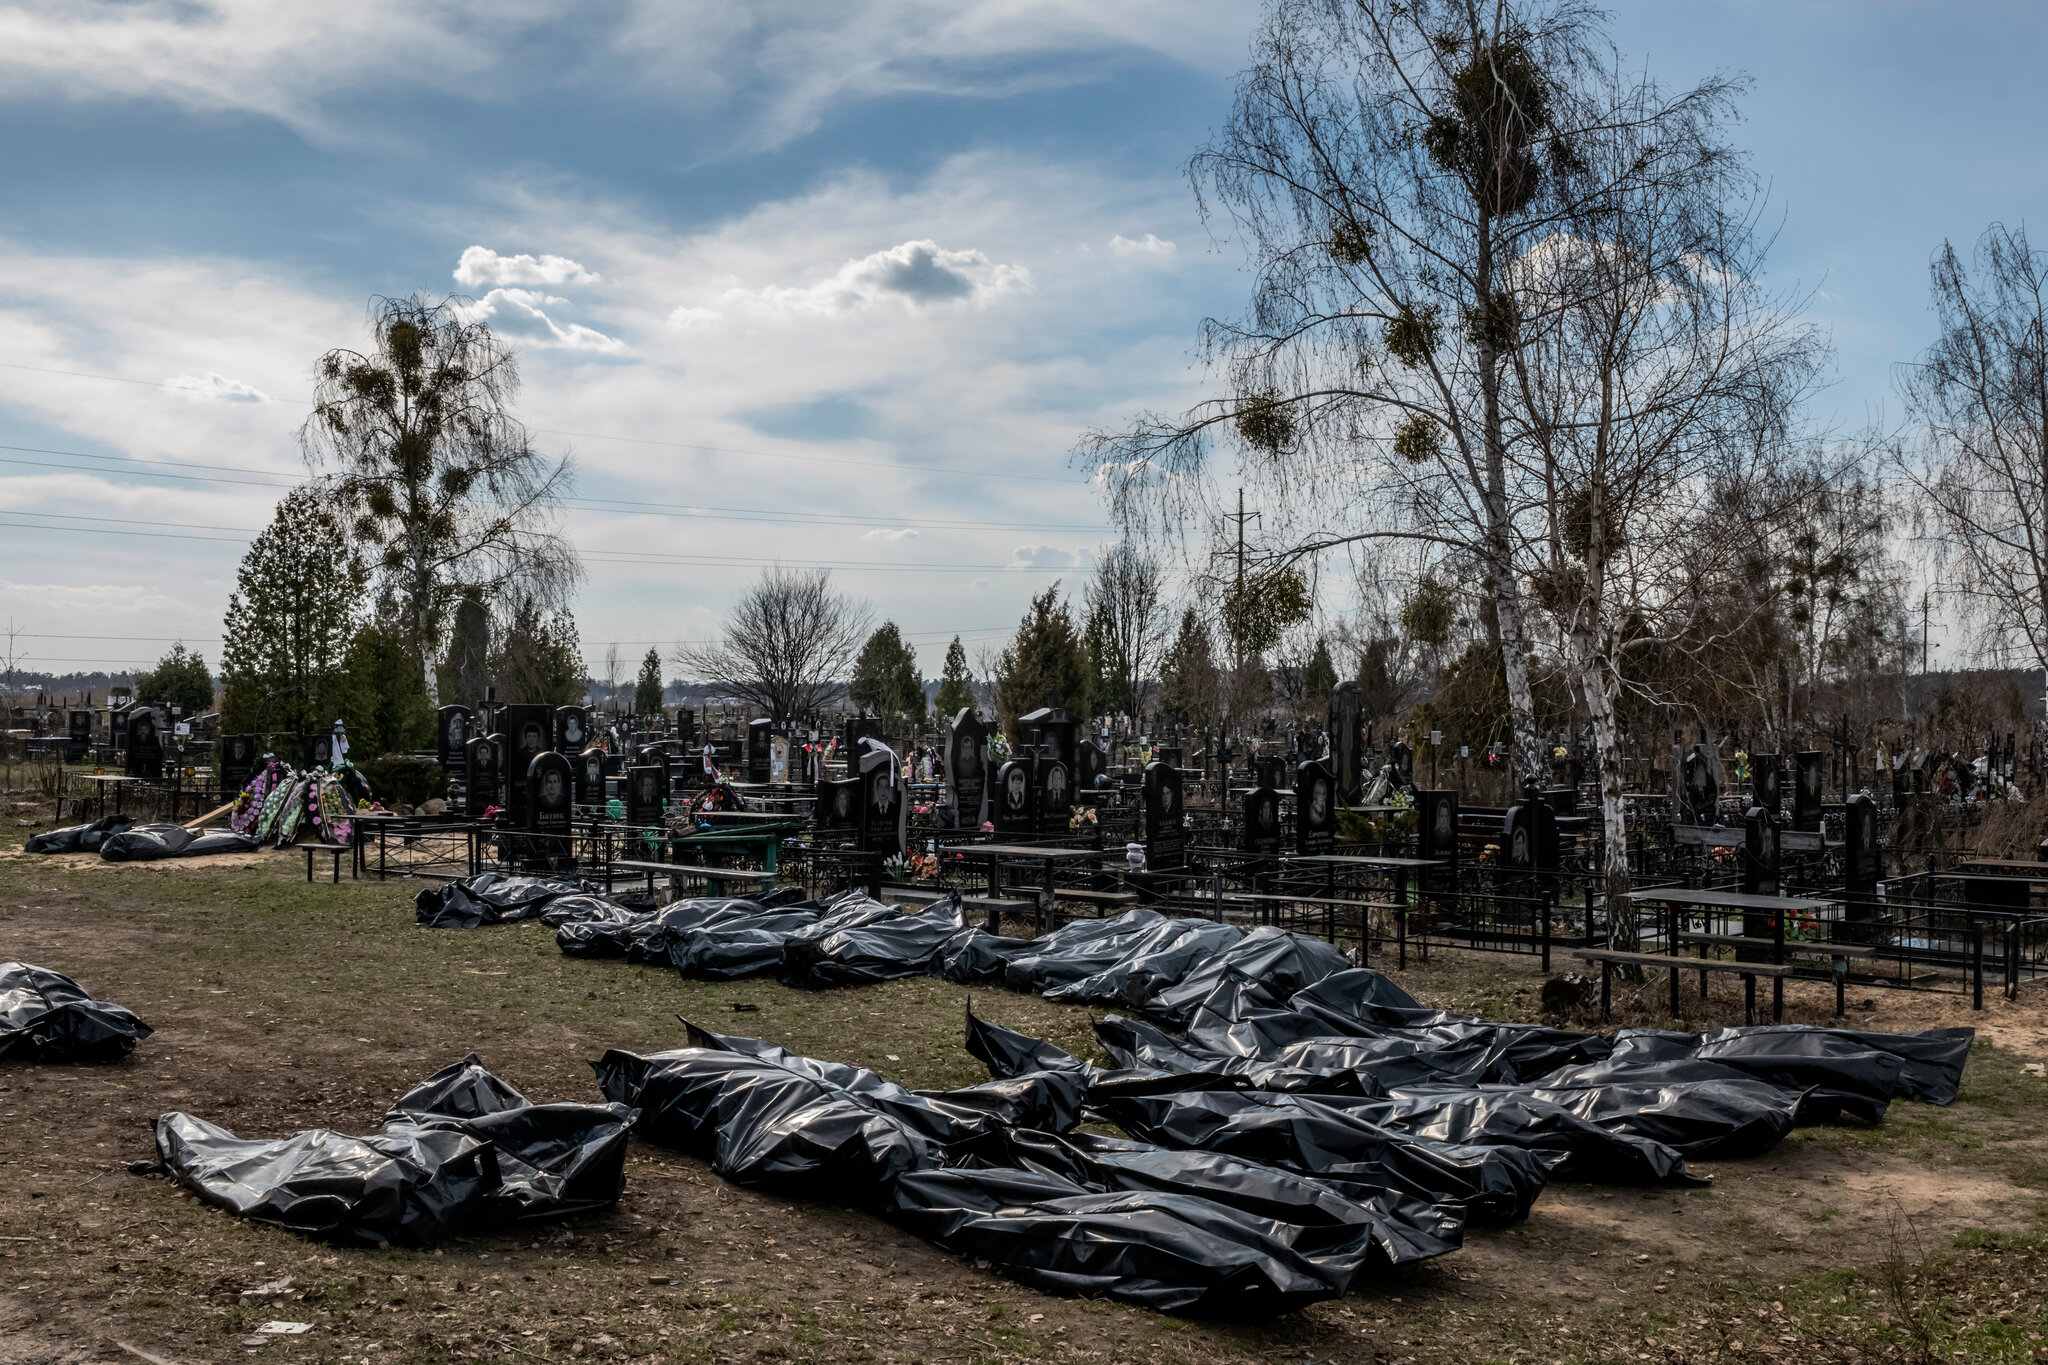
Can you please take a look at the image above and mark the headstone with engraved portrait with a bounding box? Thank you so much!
[992,759,1034,837]
[574,746,605,807]
[1242,785,1281,857]
[1295,759,1336,855]
[500,705,551,825]
[946,709,990,829]
[527,752,573,837]
[554,706,590,756]
[747,717,775,784]
[859,749,905,858]
[1143,760,1186,870]
[464,735,500,819]
[1792,751,1823,831]
[624,764,665,827]
[438,706,472,789]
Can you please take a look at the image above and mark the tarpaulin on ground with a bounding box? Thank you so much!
[594,1025,1455,1319]
[97,823,195,861]
[415,873,585,928]
[0,962,152,1062]
[780,892,971,989]
[154,1055,638,1245]
[383,1054,637,1225]
[24,813,133,854]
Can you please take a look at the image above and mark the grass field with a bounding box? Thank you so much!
[5,819,2048,1364]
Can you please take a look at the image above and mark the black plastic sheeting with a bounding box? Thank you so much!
[416,873,584,928]
[781,893,972,989]
[155,1056,638,1245]
[0,962,153,1063]
[24,813,134,854]
[594,1024,1459,1319]
[92,824,262,862]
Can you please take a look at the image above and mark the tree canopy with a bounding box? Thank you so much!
[993,583,1091,738]
[850,622,924,719]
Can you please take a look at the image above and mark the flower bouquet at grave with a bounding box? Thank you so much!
[882,853,911,883]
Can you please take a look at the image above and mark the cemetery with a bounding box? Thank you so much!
[12,1,2048,1361]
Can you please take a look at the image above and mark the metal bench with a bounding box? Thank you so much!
[302,842,351,884]
[1574,949,1793,1025]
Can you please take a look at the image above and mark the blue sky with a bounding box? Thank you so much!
[0,0,2040,679]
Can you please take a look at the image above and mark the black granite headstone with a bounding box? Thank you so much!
[859,755,904,858]
[574,747,605,807]
[992,759,1034,837]
[817,776,862,835]
[1752,753,1782,815]
[1844,793,1881,899]
[747,717,775,784]
[623,764,665,826]
[1682,745,1719,824]
[1741,805,1780,898]
[1242,785,1281,856]
[438,706,472,788]
[1143,761,1185,870]
[1330,680,1362,802]
[527,751,573,838]
[1036,758,1072,826]
[501,705,551,825]
[1792,751,1823,831]
[946,709,989,828]
[219,734,257,793]
[554,706,590,756]
[1295,759,1336,856]
[464,735,500,819]
[124,707,161,778]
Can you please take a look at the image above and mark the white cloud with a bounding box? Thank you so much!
[863,527,919,541]
[1108,232,1175,257]
[666,305,723,330]
[726,239,1030,316]
[457,288,626,353]
[164,372,270,403]
[969,577,992,590]
[454,245,601,288]
[1009,544,1091,569]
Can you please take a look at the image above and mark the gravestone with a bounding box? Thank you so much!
[1036,757,1073,827]
[946,709,990,830]
[1242,785,1281,857]
[1741,805,1781,898]
[66,709,91,760]
[674,709,697,748]
[1752,753,1782,815]
[623,764,665,827]
[501,705,552,826]
[1255,753,1286,791]
[300,731,332,773]
[574,747,606,807]
[1843,793,1881,905]
[1500,792,1559,879]
[1142,761,1186,871]
[527,752,573,839]
[554,706,590,756]
[859,749,905,858]
[816,776,862,836]
[1074,737,1107,791]
[1792,751,1823,832]
[770,735,791,783]
[992,759,1034,837]
[747,718,775,784]
[219,734,258,793]
[438,706,472,790]
[110,705,130,753]
[843,716,883,768]
[1387,741,1414,789]
[1416,787,1459,897]
[1018,706,1077,776]
[1330,680,1363,802]
[464,735,500,819]
[1295,759,1337,856]
[1681,745,1719,825]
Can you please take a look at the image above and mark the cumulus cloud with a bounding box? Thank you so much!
[163,372,271,403]
[666,305,723,330]
[1108,232,1175,257]
[454,245,601,288]
[728,239,1030,316]
[1009,544,1091,569]
[863,527,919,541]
[457,288,625,353]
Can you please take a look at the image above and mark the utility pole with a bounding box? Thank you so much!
[1921,589,1930,675]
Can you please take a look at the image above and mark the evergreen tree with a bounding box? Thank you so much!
[344,619,434,756]
[634,649,665,719]
[934,636,975,717]
[1158,608,1220,726]
[436,594,491,707]
[1304,636,1338,701]
[135,643,215,717]
[490,599,586,705]
[1082,601,1115,719]
[849,622,924,719]
[992,583,1091,739]
[219,487,365,737]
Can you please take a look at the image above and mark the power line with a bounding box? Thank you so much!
[0,443,1110,534]
[0,510,1120,574]
[0,359,1090,485]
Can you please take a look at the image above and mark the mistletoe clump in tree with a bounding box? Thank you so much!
[300,294,579,699]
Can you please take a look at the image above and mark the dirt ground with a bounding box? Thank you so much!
[4,830,2048,1364]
